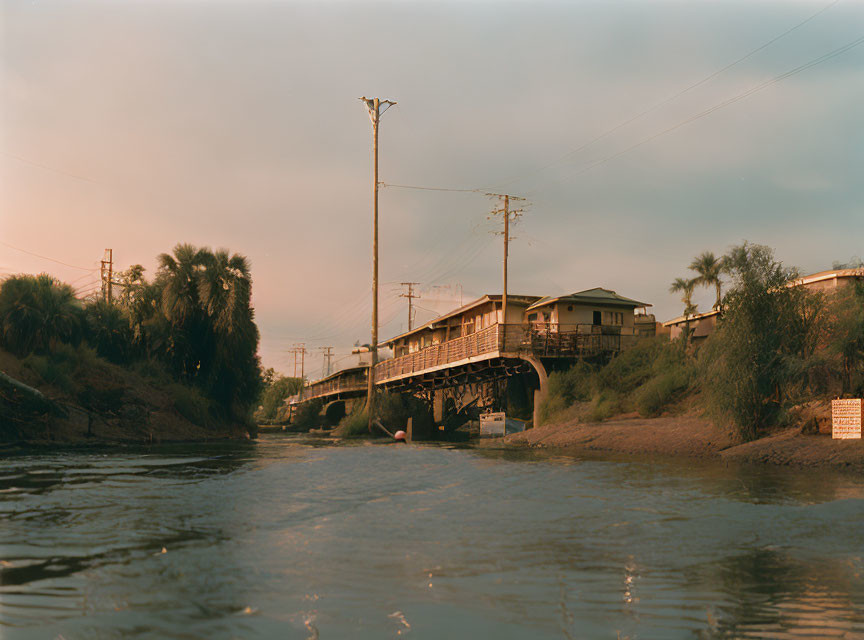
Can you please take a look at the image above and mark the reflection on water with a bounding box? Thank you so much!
[2,436,864,639]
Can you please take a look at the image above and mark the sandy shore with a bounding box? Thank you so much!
[498,412,864,470]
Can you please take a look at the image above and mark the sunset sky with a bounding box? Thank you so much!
[2,0,862,378]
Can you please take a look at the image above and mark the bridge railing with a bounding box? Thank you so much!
[303,369,368,401]
[375,324,507,382]
[374,322,637,383]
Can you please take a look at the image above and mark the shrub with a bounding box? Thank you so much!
[168,383,214,428]
[292,399,323,430]
[698,243,819,440]
[635,369,691,417]
[336,407,369,437]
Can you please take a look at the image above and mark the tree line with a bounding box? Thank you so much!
[0,243,262,424]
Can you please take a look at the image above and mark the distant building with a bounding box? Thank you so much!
[523,288,651,333]
[791,268,864,293]
[662,309,721,345]
[661,267,864,344]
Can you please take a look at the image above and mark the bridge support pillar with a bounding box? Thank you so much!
[521,356,549,428]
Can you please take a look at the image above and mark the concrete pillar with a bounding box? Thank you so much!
[522,356,548,429]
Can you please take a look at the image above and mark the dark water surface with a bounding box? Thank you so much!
[2,434,864,639]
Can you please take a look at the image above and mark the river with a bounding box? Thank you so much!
[2,434,863,639]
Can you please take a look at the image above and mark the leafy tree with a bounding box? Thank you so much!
[258,374,304,420]
[699,243,816,440]
[829,279,864,396]
[689,251,725,309]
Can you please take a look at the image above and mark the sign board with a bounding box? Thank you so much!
[480,412,506,436]
[831,399,863,440]
[479,412,527,436]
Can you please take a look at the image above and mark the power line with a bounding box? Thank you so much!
[525,33,864,194]
[1,150,97,184]
[378,182,482,193]
[491,0,843,190]
[0,241,97,271]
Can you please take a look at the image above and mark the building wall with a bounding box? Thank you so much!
[531,303,636,328]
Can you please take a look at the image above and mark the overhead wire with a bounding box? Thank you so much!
[524,33,864,195]
[0,241,98,272]
[489,0,843,191]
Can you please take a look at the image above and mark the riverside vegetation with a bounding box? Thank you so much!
[538,243,864,443]
[0,244,263,443]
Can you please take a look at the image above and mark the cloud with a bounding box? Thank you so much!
[2,0,862,374]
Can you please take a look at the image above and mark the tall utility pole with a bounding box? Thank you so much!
[100,248,114,303]
[290,343,307,399]
[360,96,396,430]
[487,194,524,338]
[399,282,421,331]
[319,346,334,378]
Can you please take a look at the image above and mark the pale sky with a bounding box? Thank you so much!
[2,0,863,379]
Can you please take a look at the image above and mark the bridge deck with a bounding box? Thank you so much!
[301,323,635,402]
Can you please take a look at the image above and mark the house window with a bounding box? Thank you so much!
[602,311,624,325]
[567,305,573,312]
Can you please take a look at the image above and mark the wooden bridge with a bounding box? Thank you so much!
[300,323,636,423]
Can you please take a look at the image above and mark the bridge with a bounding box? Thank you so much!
[299,322,637,428]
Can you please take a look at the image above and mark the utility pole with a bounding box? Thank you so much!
[487,194,524,339]
[360,96,397,430]
[290,343,307,399]
[399,282,421,331]
[100,248,114,303]
[319,346,334,378]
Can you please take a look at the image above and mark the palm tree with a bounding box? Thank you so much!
[196,249,252,335]
[0,274,85,356]
[669,277,697,317]
[689,251,725,310]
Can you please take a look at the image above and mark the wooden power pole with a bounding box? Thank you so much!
[100,248,114,303]
[360,96,396,430]
[488,194,524,340]
[320,346,334,378]
[399,282,421,331]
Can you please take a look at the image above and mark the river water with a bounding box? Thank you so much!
[1,434,863,639]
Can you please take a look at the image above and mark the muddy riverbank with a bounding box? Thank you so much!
[497,411,864,471]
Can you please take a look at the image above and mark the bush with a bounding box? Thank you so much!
[336,407,369,437]
[292,399,323,430]
[634,369,691,417]
[537,337,694,426]
[168,383,214,428]
[22,354,74,393]
[698,243,819,440]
